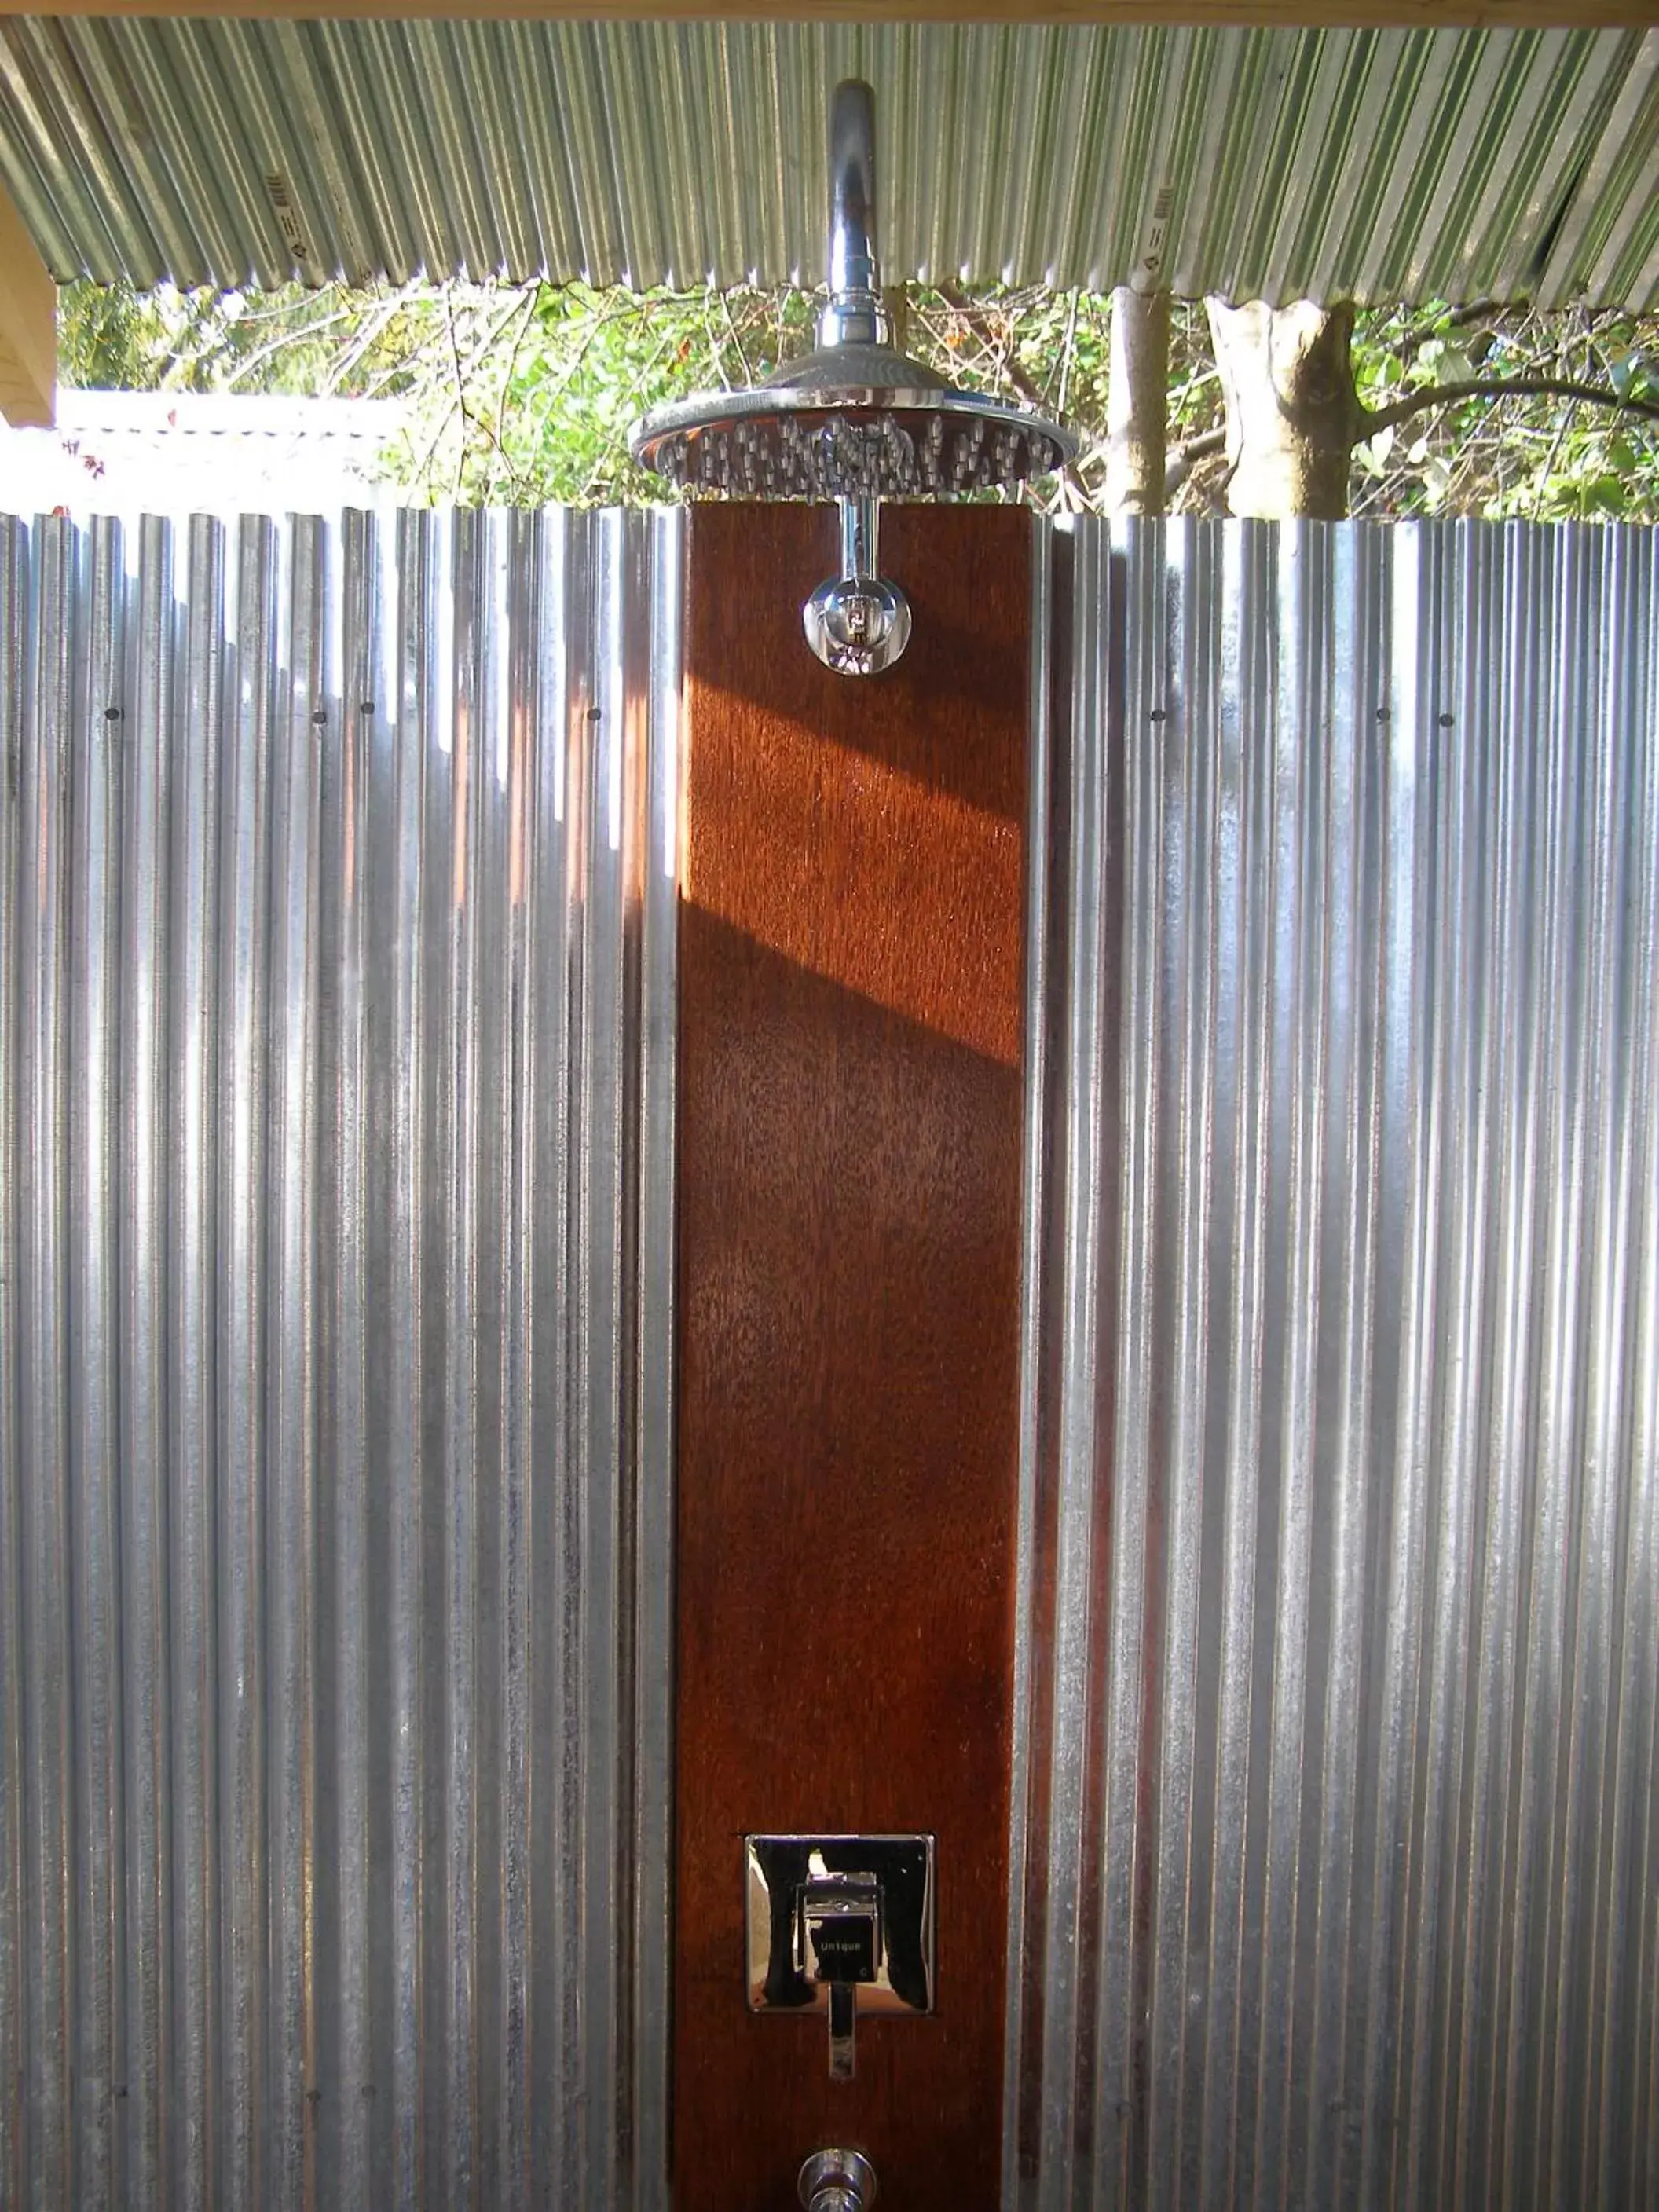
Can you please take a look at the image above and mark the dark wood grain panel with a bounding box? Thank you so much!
[675,503,1029,2211]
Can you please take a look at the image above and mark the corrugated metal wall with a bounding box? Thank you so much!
[4,507,1658,2212]
[1009,518,1659,2211]
[0,506,681,2212]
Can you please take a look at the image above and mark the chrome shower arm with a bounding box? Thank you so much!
[839,494,878,584]
[820,80,887,350]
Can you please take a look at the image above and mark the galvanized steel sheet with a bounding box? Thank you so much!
[1008,516,1659,2209]
[3,504,1657,2210]
[0,503,681,2211]
[0,21,1655,309]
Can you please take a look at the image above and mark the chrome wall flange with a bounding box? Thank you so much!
[802,496,912,676]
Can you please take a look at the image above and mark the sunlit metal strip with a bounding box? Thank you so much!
[0,504,680,2212]
[0,517,27,2212]
[1009,515,1659,2210]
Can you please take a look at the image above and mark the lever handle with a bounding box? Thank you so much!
[827,1981,857,2081]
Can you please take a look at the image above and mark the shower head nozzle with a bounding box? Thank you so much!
[630,77,1076,669]
[629,387,1073,504]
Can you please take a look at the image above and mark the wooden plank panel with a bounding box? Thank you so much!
[675,503,1029,2211]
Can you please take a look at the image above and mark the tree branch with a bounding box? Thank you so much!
[1163,423,1228,499]
[932,280,1049,415]
[1364,375,1659,439]
[1389,295,1510,359]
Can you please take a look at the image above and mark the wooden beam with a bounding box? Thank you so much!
[0,176,53,430]
[0,0,1649,23]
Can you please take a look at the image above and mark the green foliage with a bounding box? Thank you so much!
[57,276,449,401]
[1347,302,1659,521]
[56,275,1659,522]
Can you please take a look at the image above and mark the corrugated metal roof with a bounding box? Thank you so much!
[1,20,1656,309]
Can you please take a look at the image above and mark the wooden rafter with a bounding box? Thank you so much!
[0,0,1650,23]
[0,174,54,430]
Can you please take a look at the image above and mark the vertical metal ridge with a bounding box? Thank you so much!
[1358,518,1441,2212]
[266,515,324,2212]
[1001,510,1053,2212]
[386,505,433,2212]
[0,502,680,2210]
[20,516,76,2211]
[496,506,544,2212]
[438,506,485,2212]
[1466,522,1550,2207]
[71,518,126,2212]
[1030,511,1108,2211]
[579,504,627,2212]
[1198,517,1276,2212]
[528,504,579,2204]
[120,514,174,2211]
[0,515,28,2212]
[219,515,276,2212]
[1302,520,1391,2212]
[1254,519,1335,2212]
[169,515,222,2212]
[1092,512,1163,2212]
[1584,525,1659,2210]
[1014,517,1659,2211]
[1511,526,1598,2212]
[630,504,682,2212]
[320,508,374,2211]
[1601,530,1659,2212]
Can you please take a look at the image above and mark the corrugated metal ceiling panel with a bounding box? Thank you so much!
[0,20,1655,308]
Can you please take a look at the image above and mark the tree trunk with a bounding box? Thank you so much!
[1206,298,1364,519]
[1104,286,1170,515]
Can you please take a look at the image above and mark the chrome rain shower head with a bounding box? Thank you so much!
[630,79,1077,674]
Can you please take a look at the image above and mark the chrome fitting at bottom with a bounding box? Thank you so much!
[799,2147,877,2212]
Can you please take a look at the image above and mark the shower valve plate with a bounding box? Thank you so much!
[745,1833,935,2018]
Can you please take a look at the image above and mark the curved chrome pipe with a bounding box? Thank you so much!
[808,80,910,672]
[821,80,886,350]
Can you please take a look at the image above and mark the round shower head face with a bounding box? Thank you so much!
[632,376,1075,501]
